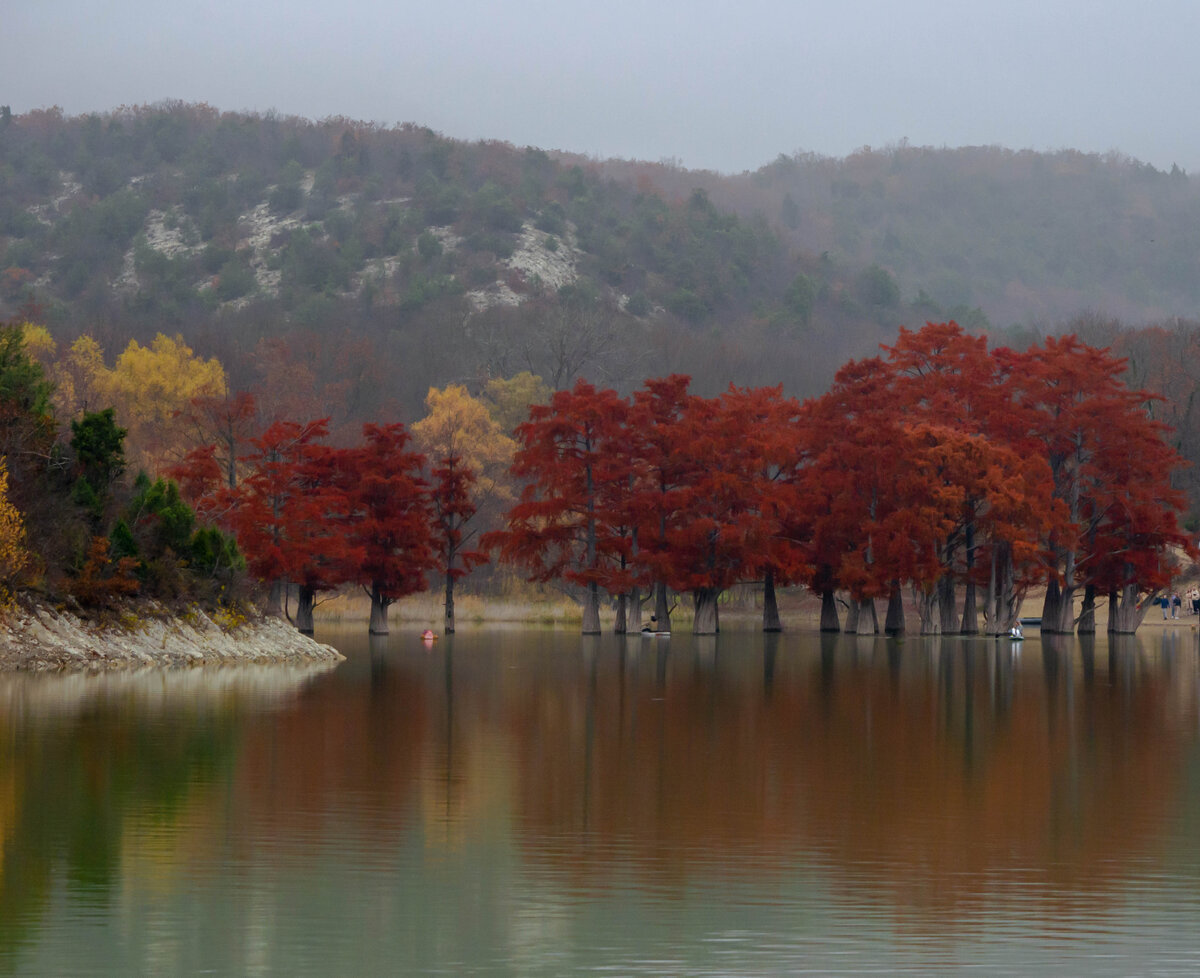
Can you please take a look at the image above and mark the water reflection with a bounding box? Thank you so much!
[2,629,1200,974]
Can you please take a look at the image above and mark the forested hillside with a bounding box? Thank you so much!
[0,102,932,421]
[600,145,1200,329]
[6,104,1200,488]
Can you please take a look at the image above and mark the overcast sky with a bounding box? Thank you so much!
[5,0,1200,174]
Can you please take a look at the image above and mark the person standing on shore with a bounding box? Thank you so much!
[1172,592,1182,619]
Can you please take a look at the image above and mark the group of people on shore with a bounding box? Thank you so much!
[1161,588,1200,619]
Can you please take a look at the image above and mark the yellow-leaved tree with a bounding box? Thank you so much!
[411,384,516,502]
[411,385,517,625]
[18,322,56,370]
[0,457,29,609]
[105,334,227,475]
[49,335,110,419]
[481,371,552,435]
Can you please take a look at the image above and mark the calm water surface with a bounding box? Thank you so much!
[3,626,1200,976]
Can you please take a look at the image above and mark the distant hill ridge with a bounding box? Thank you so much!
[2,103,1199,410]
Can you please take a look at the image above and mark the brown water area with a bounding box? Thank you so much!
[2,627,1200,975]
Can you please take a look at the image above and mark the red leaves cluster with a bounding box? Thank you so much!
[173,394,472,613]
[489,322,1191,621]
[486,376,810,613]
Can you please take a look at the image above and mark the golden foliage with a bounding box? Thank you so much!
[17,322,56,370]
[482,371,551,434]
[0,458,28,610]
[50,335,109,419]
[51,333,227,475]
[411,384,516,502]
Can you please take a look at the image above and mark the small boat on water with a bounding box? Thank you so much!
[640,630,671,638]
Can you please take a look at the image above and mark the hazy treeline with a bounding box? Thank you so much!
[600,143,1200,329]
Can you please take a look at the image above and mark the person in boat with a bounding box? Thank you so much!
[1009,622,1023,639]
[641,615,659,633]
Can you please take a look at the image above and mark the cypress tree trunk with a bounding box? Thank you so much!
[614,593,627,634]
[916,586,940,634]
[884,584,905,635]
[296,585,316,634]
[1077,584,1096,634]
[960,581,978,635]
[1110,575,1153,634]
[983,541,1019,635]
[443,572,456,634]
[654,581,672,633]
[693,587,720,635]
[581,581,602,635]
[762,570,782,632]
[1041,578,1064,633]
[629,585,643,630]
[370,585,391,635]
[937,573,957,634]
[1045,582,1077,633]
[855,598,879,635]
[820,588,841,632]
[843,597,860,634]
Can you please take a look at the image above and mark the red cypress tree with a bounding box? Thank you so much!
[343,423,435,635]
[485,380,630,634]
[231,418,353,627]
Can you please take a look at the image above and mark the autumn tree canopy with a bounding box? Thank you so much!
[488,323,1190,636]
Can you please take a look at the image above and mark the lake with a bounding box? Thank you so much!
[3,625,1200,976]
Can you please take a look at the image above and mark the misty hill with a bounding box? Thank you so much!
[604,145,1200,329]
[2,104,1199,419]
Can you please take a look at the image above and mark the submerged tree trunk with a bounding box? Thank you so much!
[581,581,601,635]
[1042,577,1077,634]
[855,598,879,636]
[960,581,978,635]
[1041,578,1062,632]
[1077,583,1096,634]
[915,585,940,635]
[843,597,860,634]
[983,542,1020,635]
[296,585,316,634]
[693,587,720,635]
[443,572,456,634]
[614,593,628,634]
[937,573,957,635]
[1110,567,1154,633]
[629,585,644,630]
[654,581,672,633]
[884,584,905,635]
[958,519,977,635]
[820,588,841,632]
[370,584,391,635]
[762,570,782,632]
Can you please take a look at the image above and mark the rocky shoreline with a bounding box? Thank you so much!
[0,600,344,671]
